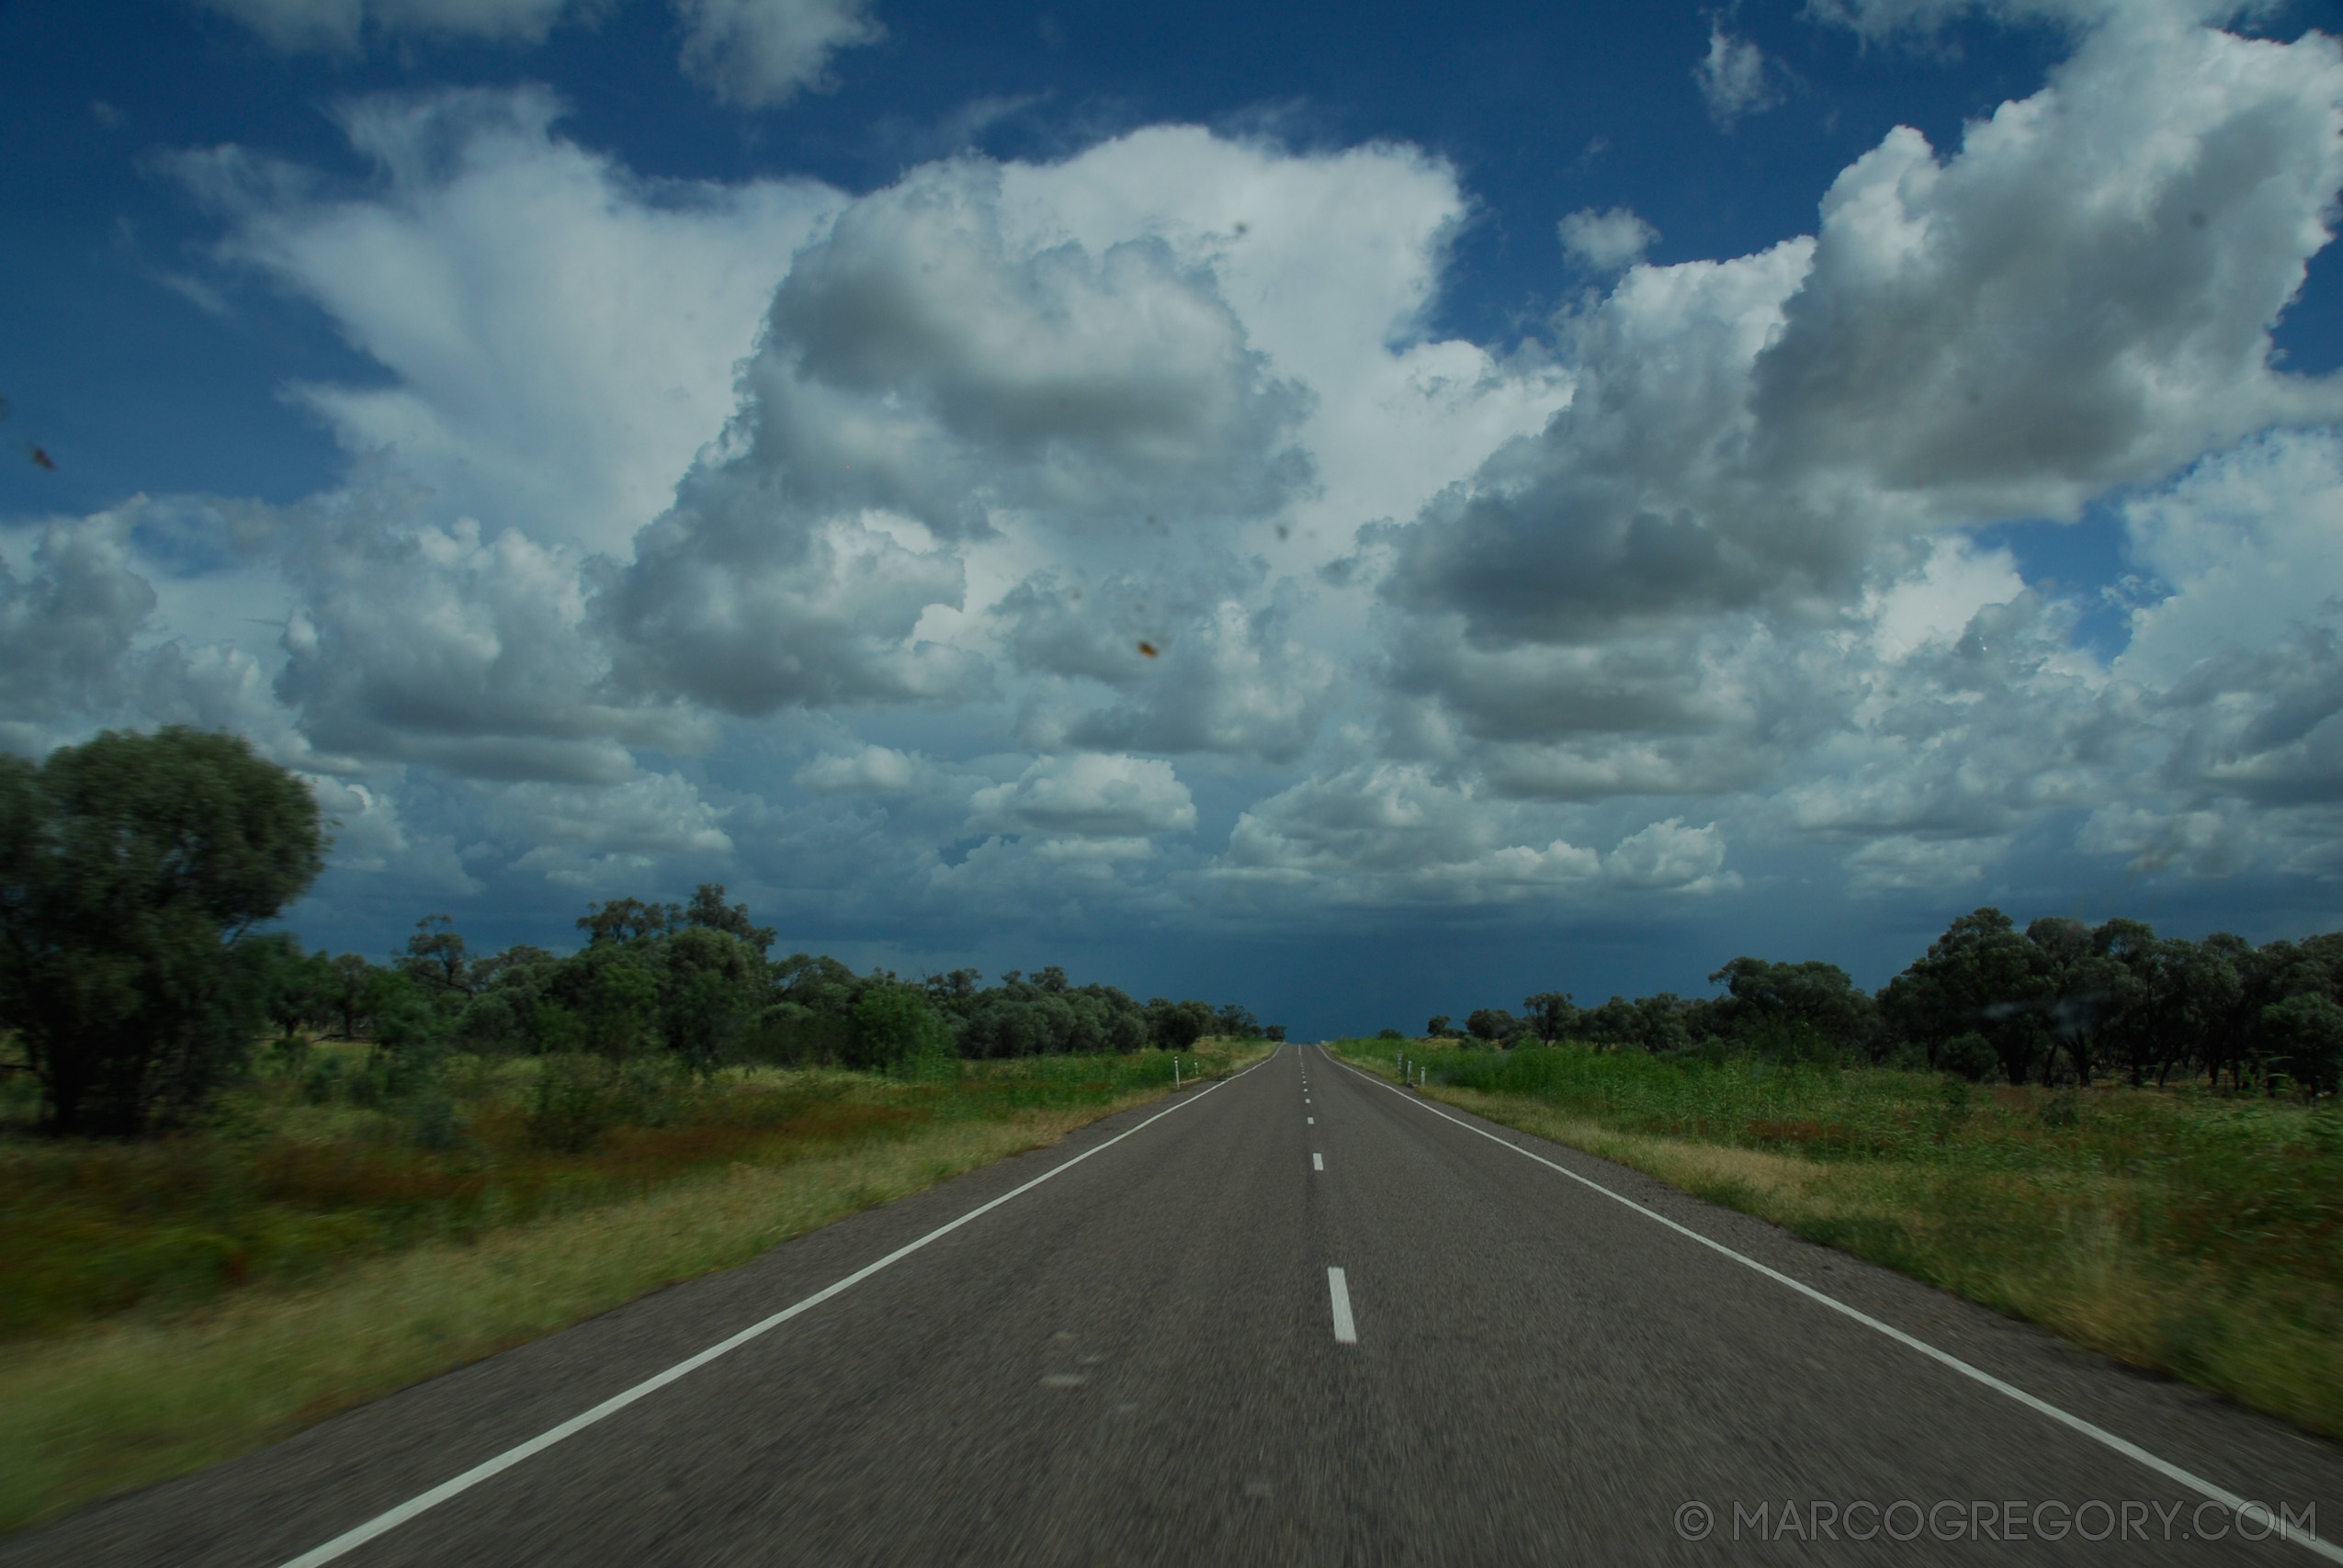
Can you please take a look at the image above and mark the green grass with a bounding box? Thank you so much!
[0,1039,1265,1535]
[1332,1037,2343,1438]
[0,1043,1244,1341]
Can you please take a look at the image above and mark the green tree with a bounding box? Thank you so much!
[1879,908,2045,1083]
[322,953,379,1039]
[683,883,775,952]
[572,950,662,1059]
[397,914,476,1002]
[1465,1008,1520,1044]
[848,984,951,1075]
[1938,1032,1997,1082]
[0,728,326,1134]
[243,933,327,1045]
[1577,994,1694,1054]
[366,969,446,1097]
[1149,998,1217,1050]
[2262,992,2343,1097]
[925,967,982,1007]
[1709,957,1876,1062]
[576,896,678,946]
[1523,990,1577,1043]
[2183,928,2258,1087]
[661,925,765,1075]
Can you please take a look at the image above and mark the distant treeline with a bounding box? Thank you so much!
[0,727,1275,1136]
[1425,909,2343,1096]
[18,883,1276,1137]
[278,888,1279,1073]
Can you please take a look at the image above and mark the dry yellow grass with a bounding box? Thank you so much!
[0,1097,1143,1535]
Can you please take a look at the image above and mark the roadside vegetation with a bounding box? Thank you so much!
[1335,906,2343,1438]
[0,728,1277,1533]
[0,1038,1269,1534]
[1415,908,2343,1095]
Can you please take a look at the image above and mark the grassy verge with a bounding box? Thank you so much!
[0,1040,1267,1535]
[1331,1037,2343,1438]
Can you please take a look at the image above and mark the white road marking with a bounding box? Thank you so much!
[1312,1153,1324,1170]
[1327,1267,1358,1343]
[1307,1117,1313,1124]
[1333,1055,2343,1566]
[273,1054,1275,1568]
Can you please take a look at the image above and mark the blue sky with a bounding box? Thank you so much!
[4,0,2342,1036]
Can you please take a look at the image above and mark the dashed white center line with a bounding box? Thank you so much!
[1312,1153,1324,1170]
[1327,1267,1358,1343]
[1307,1117,1314,1124]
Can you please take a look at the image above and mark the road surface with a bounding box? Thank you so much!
[7,1043,2340,1564]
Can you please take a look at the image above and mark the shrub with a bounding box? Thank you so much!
[1939,1032,1998,1083]
[527,1054,630,1152]
[848,986,953,1077]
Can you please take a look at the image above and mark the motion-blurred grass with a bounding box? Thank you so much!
[1332,1037,2343,1438]
[0,1039,1264,1535]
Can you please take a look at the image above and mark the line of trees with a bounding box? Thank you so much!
[284,899,1279,1082]
[1,728,1279,1136]
[1430,908,2343,1097]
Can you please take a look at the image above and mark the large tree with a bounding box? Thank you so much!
[1465,1007,1521,1044]
[1878,908,2046,1082]
[1522,990,1578,1043]
[0,728,326,1134]
[1708,956,1878,1062]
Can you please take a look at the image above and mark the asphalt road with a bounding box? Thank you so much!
[9,1043,2343,1565]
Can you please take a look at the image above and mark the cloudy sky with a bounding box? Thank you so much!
[4,0,2342,1035]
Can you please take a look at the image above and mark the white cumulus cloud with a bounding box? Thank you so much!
[674,0,884,107]
[1378,11,2343,809]
[600,149,1314,716]
[966,753,1196,840]
[267,485,707,782]
[67,8,2343,942]
[0,511,157,750]
[794,742,928,795]
[177,88,840,557]
[1559,206,1660,272]
[1694,23,1783,127]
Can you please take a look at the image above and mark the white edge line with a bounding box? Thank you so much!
[1330,1052,2343,1564]
[277,1046,1280,1568]
[1327,1266,1359,1343]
